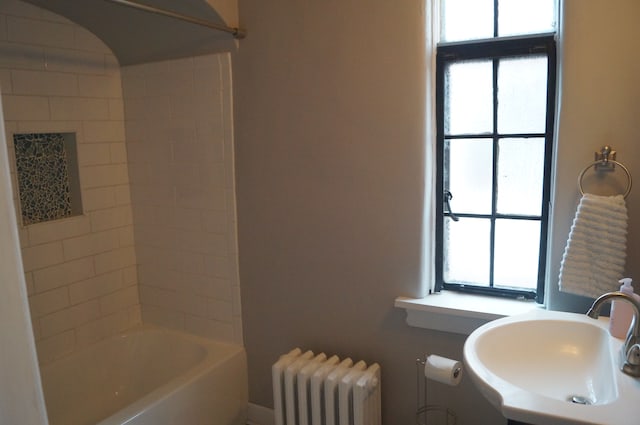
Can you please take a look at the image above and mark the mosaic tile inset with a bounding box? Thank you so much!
[14,133,74,225]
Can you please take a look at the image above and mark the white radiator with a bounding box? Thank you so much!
[272,348,381,425]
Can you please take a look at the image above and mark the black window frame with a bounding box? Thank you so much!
[434,34,557,304]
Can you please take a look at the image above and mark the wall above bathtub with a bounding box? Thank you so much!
[20,0,242,65]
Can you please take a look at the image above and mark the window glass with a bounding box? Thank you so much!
[445,60,493,135]
[441,0,494,42]
[498,0,556,37]
[446,138,493,214]
[497,56,548,134]
[493,219,541,289]
[496,138,545,215]
[444,217,491,285]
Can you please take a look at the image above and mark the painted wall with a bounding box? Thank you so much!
[0,0,140,364]
[121,54,242,344]
[234,0,640,423]
[233,0,504,423]
[548,0,640,312]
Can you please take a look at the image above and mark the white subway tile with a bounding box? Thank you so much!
[78,143,111,166]
[39,299,101,338]
[83,120,125,143]
[32,257,95,293]
[75,310,129,348]
[16,119,81,134]
[203,255,232,279]
[77,74,122,98]
[29,286,69,317]
[99,285,139,315]
[69,269,122,304]
[109,142,128,164]
[208,299,233,322]
[80,163,129,188]
[82,186,116,211]
[141,304,184,330]
[2,95,49,121]
[185,315,233,342]
[108,98,124,120]
[104,54,120,76]
[231,285,242,316]
[21,241,64,271]
[193,54,221,70]
[36,329,74,365]
[11,69,77,96]
[232,316,243,345]
[117,225,136,247]
[7,16,74,48]
[90,205,132,232]
[114,184,132,206]
[0,69,11,93]
[62,229,119,261]
[166,56,194,72]
[94,246,136,275]
[127,304,142,326]
[50,97,110,121]
[44,47,105,75]
[0,41,45,70]
[122,265,138,286]
[121,74,146,99]
[27,215,91,245]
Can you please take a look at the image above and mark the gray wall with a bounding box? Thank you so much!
[233,0,504,423]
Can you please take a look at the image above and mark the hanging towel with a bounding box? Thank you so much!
[559,194,628,298]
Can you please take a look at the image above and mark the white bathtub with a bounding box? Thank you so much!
[39,326,248,425]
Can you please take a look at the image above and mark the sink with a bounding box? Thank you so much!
[464,309,640,425]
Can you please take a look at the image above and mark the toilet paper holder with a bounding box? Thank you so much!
[415,356,458,425]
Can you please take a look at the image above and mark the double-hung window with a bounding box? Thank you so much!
[434,0,557,303]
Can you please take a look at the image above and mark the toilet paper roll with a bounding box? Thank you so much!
[424,354,462,386]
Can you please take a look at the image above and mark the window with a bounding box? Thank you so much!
[434,0,557,302]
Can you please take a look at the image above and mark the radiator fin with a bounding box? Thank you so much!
[273,349,381,425]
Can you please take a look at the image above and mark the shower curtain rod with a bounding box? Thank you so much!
[104,0,246,39]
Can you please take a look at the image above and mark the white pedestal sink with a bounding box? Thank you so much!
[464,309,640,425]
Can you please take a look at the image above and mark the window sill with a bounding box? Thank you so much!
[394,291,544,335]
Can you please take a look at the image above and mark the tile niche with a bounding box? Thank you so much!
[13,132,83,226]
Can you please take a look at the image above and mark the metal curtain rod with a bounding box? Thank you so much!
[104,0,246,39]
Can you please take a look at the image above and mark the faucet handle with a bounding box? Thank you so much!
[625,344,640,366]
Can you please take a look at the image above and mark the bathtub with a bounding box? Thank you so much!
[39,326,248,425]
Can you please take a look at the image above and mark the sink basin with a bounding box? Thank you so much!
[464,309,640,425]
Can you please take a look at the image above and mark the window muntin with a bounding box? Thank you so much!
[435,32,556,301]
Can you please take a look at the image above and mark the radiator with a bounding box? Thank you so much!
[272,348,381,425]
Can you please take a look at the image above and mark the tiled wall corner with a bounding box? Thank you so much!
[0,0,140,364]
[122,53,242,345]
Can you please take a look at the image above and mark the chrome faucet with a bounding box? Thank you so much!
[587,291,640,377]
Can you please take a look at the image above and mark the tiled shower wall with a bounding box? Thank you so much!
[0,0,140,363]
[121,55,242,344]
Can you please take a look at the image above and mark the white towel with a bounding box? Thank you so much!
[559,193,628,299]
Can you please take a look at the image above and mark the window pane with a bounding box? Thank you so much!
[497,56,548,134]
[446,139,493,214]
[494,219,541,290]
[441,0,494,42]
[496,138,545,215]
[444,217,490,285]
[445,60,493,135]
[498,0,557,37]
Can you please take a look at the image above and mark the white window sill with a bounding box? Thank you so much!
[394,291,544,335]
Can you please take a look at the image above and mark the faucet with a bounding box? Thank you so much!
[587,291,640,377]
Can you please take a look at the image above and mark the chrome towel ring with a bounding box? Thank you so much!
[578,146,633,199]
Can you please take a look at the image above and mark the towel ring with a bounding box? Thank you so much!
[578,159,633,199]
